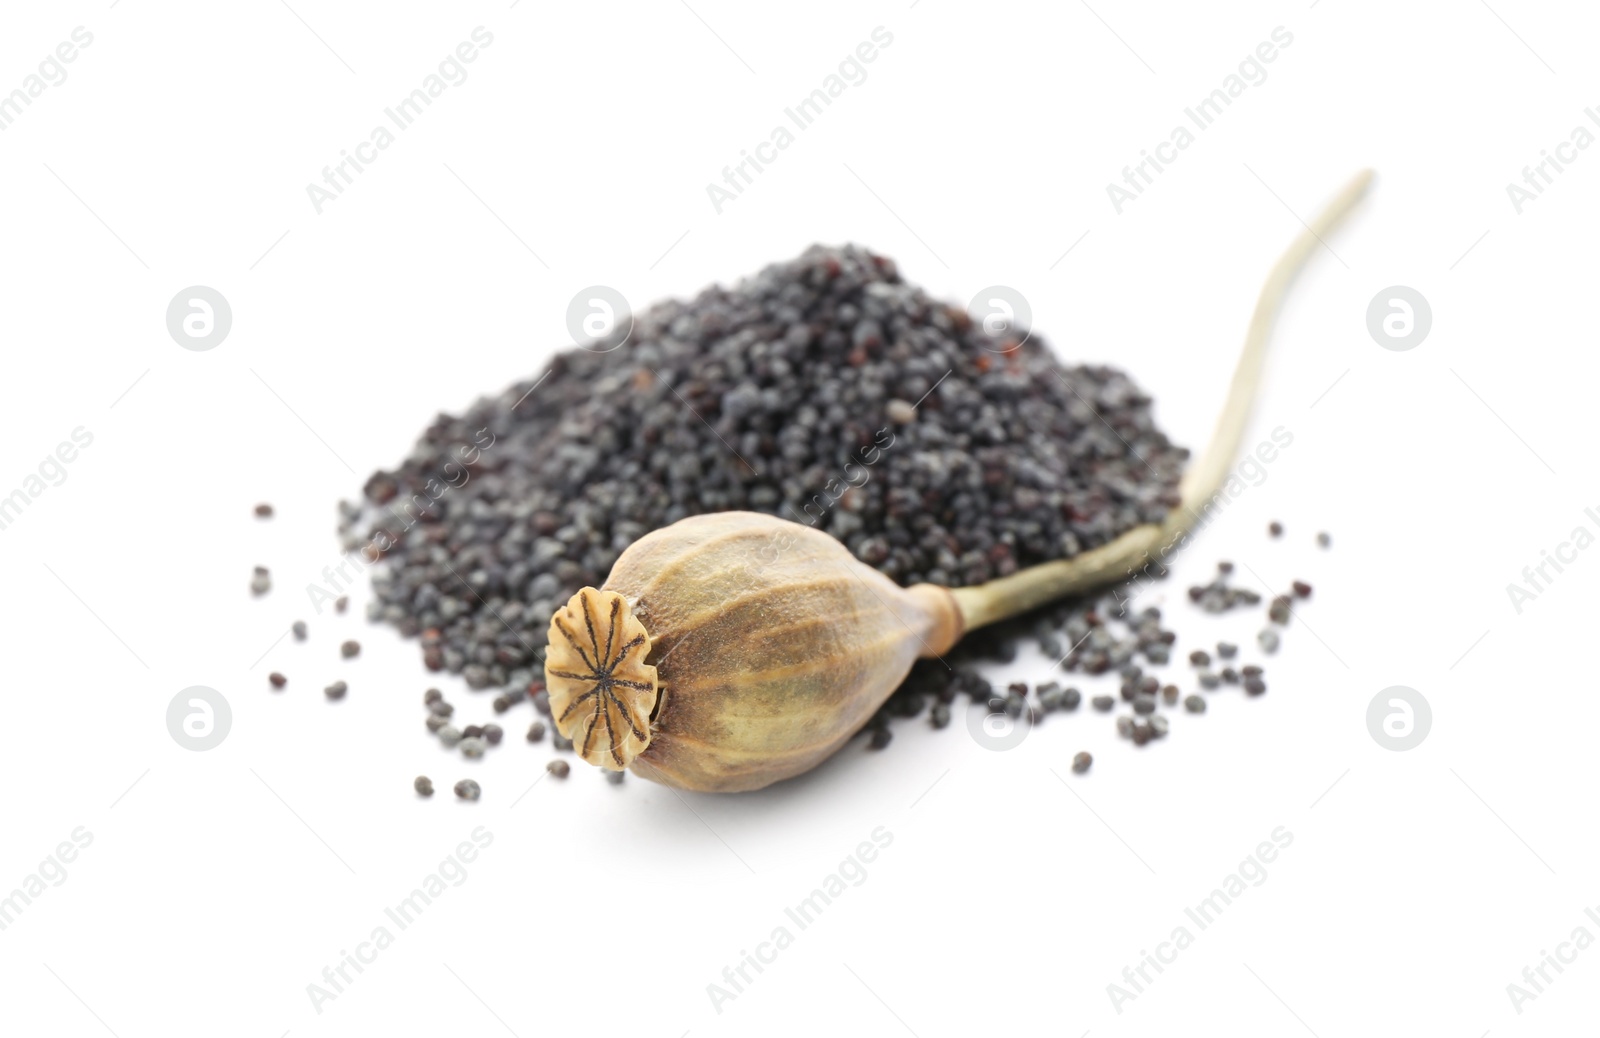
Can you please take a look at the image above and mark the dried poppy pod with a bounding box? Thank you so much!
[546,513,963,791]
[546,170,1373,793]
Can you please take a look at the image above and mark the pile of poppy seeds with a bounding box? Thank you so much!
[273,244,1328,795]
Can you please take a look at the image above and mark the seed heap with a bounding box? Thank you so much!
[346,244,1187,691]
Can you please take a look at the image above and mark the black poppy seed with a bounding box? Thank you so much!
[1092,694,1115,712]
[429,700,453,717]
[1317,531,1332,549]
[1241,665,1263,679]
[250,569,271,596]
[454,778,480,800]
[483,723,503,746]
[1161,684,1179,705]
[546,760,570,779]
[268,672,286,690]
[1189,650,1211,667]
[868,727,893,750]
[1062,687,1082,710]
[1116,715,1134,738]
[424,688,442,705]
[292,620,307,640]
[1258,629,1280,654]
[1148,715,1169,738]
[1216,641,1237,659]
[930,703,951,729]
[426,715,448,733]
[1184,694,1206,713]
[335,596,349,614]
[340,639,361,658]
[414,775,434,796]
[462,725,484,739]
[348,245,1188,745]
[552,732,574,752]
[323,680,347,701]
[459,736,487,758]
[1220,667,1239,684]
[1292,580,1312,599]
[1131,720,1152,746]
[1268,596,1291,625]
[438,725,463,747]
[605,769,626,785]
[255,503,274,518]
[1198,670,1220,690]
[1133,695,1156,716]
[1244,677,1267,696]
[1268,521,1283,537]
[1071,751,1093,774]
[526,721,546,743]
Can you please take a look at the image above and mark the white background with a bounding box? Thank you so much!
[0,1,1594,1035]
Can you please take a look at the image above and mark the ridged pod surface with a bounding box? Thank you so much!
[545,511,962,792]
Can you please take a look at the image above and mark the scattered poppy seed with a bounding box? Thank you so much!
[250,569,271,596]
[1216,641,1237,659]
[1189,650,1211,667]
[1241,665,1263,679]
[605,769,626,785]
[1092,694,1115,712]
[424,688,442,705]
[1269,521,1284,537]
[1317,531,1331,548]
[1244,677,1267,696]
[1258,629,1280,654]
[462,725,484,739]
[1161,684,1179,705]
[1062,687,1082,710]
[335,596,349,614]
[1292,580,1312,599]
[1268,596,1291,624]
[1184,694,1206,713]
[1116,715,1134,738]
[268,672,286,689]
[526,721,546,743]
[254,503,274,518]
[1198,670,1220,690]
[459,736,487,758]
[546,760,570,779]
[1071,751,1093,774]
[323,680,347,700]
[930,703,951,728]
[552,732,574,752]
[292,620,308,640]
[1132,694,1156,715]
[483,723,503,746]
[1220,667,1239,684]
[454,778,480,800]
[426,715,448,733]
[1131,720,1152,746]
[429,700,453,717]
[414,775,434,796]
[868,727,893,750]
[340,639,361,658]
[438,725,463,747]
[1148,715,1169,738]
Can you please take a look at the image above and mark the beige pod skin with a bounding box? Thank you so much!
[544,511,963,793]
